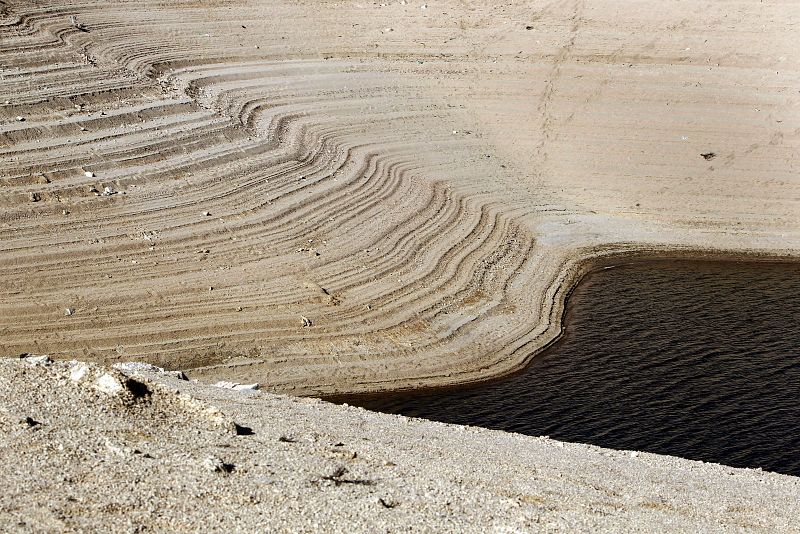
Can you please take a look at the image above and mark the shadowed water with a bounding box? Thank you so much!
[333,260,800,477]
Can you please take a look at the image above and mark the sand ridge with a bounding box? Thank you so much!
[1,0,799,394]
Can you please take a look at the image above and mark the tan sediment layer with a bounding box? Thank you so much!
[1,1,799,395]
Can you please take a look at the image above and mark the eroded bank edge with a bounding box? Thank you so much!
[322,244,800,401]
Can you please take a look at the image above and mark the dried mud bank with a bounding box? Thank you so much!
[2,357,800,533]
[1,1,799,395]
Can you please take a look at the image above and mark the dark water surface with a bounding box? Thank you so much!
[334,260,800,477]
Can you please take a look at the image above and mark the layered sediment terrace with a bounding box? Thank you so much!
[1,0,798,394]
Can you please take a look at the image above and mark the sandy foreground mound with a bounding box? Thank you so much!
[0,356,797,533]
[1,0,799,394]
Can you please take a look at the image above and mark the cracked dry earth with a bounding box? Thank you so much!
[1,0,799,395]
[2,358,800,533]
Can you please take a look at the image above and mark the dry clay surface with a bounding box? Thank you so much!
[1,0,799,394]
[2,356,800,533]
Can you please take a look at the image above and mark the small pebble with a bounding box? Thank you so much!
[23,354,53,366]
[202,456,234,474]
[70,363,90,382]
[94,373,124,395]
[213,381,259,392]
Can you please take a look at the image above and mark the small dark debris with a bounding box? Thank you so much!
[124,378,151,399]
[701,152,716,161]
[318,466,375,487]
[235,423,254,436]
[328,466,347,479]
[24,417,40,427]
[379,498,398,509]
[171,370,188,381]
[278,435,298,443]
[525,25,534,30]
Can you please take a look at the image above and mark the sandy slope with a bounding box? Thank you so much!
[1,0,799,394]
[3,357,800,533]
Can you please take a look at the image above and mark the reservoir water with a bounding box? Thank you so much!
[332,260,800,477]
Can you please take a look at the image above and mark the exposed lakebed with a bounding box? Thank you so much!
[332,260,800,477]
